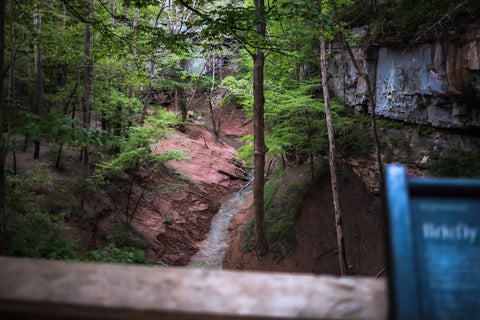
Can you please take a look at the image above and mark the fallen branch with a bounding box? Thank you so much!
[217,169,249,181]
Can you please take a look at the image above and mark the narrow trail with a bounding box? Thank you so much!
[189,181,253,269]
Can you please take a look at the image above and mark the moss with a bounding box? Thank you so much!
[377,118,410,130]
[416,124,436,136]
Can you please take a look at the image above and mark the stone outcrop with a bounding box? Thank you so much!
[328,24,480,128]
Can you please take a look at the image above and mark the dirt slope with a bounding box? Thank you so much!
[224,164,386,276]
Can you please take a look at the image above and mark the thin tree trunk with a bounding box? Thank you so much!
[7,0,16,174]
[33,7,45,160]
[0,0,6,244]
[8,0,15,105]
[320,37,347,276]
[132,9,140,58]
[125,176,134,223]
[129,8,139,99]
[211,52,216,93]
[83,0,93,177]
[332,6,383,189]
[110,0,118,28]
[252,0,268,256]
[60,2,68,88]
[342,41,383,188]
[56,144,63,169]
[140,5,164,125]
[177,85,187,123]
[208,99,220,140]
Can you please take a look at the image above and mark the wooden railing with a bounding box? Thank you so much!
[0,257,387,319]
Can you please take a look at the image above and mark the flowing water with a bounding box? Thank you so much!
[189,181,253,269]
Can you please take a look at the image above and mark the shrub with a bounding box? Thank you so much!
[85,244,152,265]
[427,149,480,178]
[241,218,256,253]
[241,167,311,258]
[4,168,78,260]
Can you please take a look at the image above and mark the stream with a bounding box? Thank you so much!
[189,181,253,269]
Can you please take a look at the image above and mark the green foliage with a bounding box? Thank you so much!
[6,110,124,157]
[23,163,55,191]
[88,124,185,224]
[331,101,372,156]
[267,220,294,242]
[263,79,328,162]
[242,218,256,252]
[157,183,187,192]
[265,174,310,259]
[377,118,410,130]
[340,0,480,41]
[242,167,310,258]
[229,67,372,162]
[236,135,254,165]
[220,76,254,112]
[4,166,78,260]
[86,244,152,265]
[106,222,135,247]
[122,0,159,8]
[263,169,284,211]
[105,221,152,251]
[147,108,182,131]
[427,149,480,178]
[94,126,183,179]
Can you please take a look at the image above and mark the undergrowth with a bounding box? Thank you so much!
[340,0,480,43]
[3,164,154,265]
[242,165,313,260]
[2,108,188,265]
[427,149,480,178]
[85,244,153,265]
[4,164,79,260]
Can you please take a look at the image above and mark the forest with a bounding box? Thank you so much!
[0,0,479,275]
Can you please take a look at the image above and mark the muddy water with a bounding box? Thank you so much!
[189,181,253,269]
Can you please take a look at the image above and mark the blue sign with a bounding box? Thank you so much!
[385,165,480,320]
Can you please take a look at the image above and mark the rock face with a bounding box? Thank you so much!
[328,24,480,128]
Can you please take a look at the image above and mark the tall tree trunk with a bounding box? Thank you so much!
[0,0,6,244]
[343,42,383,187]
[332,5,383,190]
[252,0,268,256]
[140,5,163,125]
[33,7,45,159]
[211,52,216,93]
[8,0,15,105]
[60,2,68,89]
[132,9,139,57]
[320,37,347,276]
[83,0,93,177]
[129,8,140,99]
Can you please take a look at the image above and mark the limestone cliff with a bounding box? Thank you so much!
[328,24,480,129]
